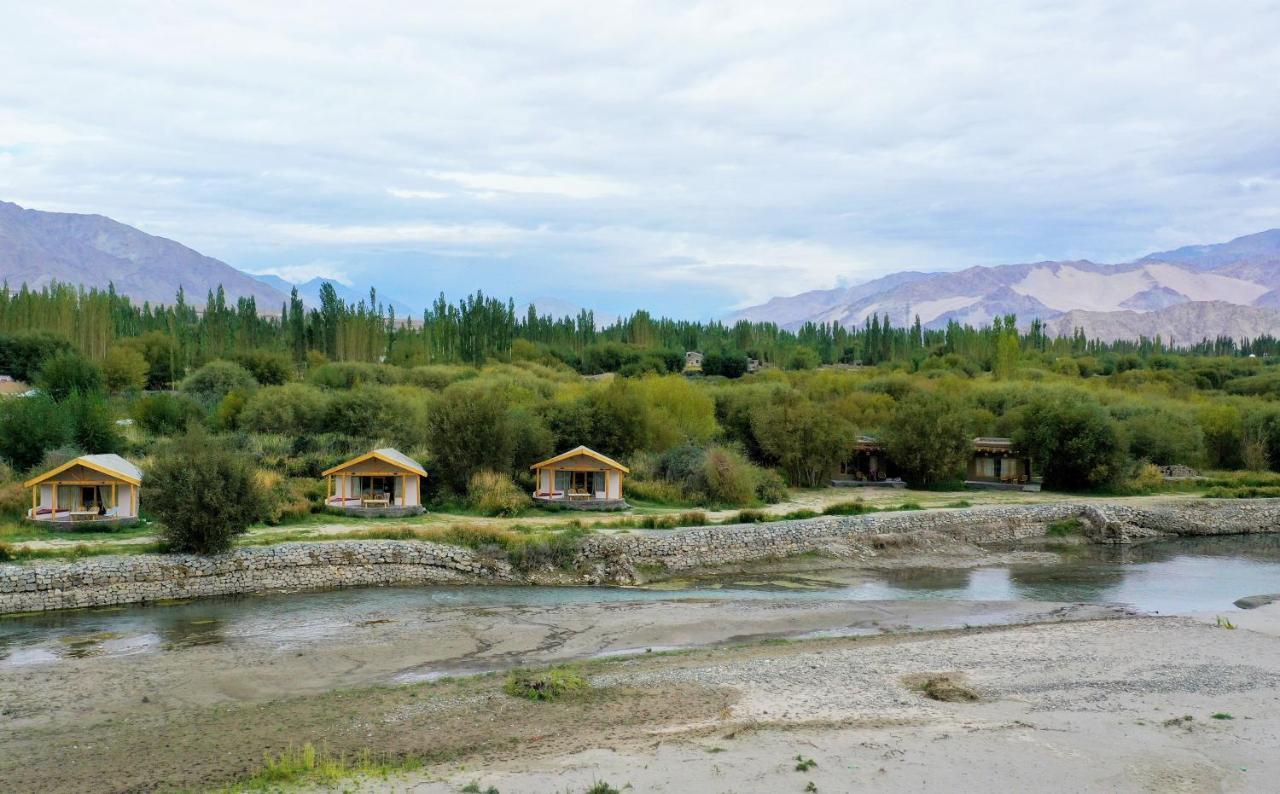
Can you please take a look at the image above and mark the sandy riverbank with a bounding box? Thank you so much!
[376,605,1280,794]
[3,591,1278,791]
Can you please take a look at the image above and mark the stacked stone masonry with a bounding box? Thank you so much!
[3,499,1278,614]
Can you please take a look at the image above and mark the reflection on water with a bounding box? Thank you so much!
[2,534,1278,667]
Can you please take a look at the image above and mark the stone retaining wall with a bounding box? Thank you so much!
[0,540,515,614]
[3,499,1278,614]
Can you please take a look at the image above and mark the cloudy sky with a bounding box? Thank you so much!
[2,1,1279,318]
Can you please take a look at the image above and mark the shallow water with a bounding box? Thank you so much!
[2,534,1277,667]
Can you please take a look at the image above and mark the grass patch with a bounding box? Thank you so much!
[228,742,419,790]
[779,509,820,520]
[1215,615,1237,629]
[1211,712,1234,720]
[1045,517,1084,537]
[503,665,589,702]
[943,499,972,508]
[891,501,923,511]
[904,672,981,703]
[794,754,817,772]
[0,540,166,563]
[730,509,769,523]
[585,783,622,794]
[461,783,500,794]
[302,523,595,572]
[1204,485,1280,499]
[822,500,873,516]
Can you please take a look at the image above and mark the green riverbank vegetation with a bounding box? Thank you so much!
[0,282,1279,558]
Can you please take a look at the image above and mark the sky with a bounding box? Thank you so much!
[2,1,1279,319]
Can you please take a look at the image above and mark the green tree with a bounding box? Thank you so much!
[65,392,122,453]
[1013,392,1125,489]
[181,360,257,406]
[103,347,149,393]
[751,393,854,487]
[240,383,329,435]
[146,430,267,554]
[35,350,104,400]
[882,391,974,486]
[0,395,70,471]
[426,383,517,494]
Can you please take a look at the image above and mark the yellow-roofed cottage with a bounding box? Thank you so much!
[531,446,629,510]
[24,454,143,528]
[322,448,427,516]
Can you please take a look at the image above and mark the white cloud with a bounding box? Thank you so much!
[425,170,634,199]
[0,1,1278,316]
[387,187,449,200]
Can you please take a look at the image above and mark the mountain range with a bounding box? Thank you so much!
[0,200,288,309]
[734,229,1280,342]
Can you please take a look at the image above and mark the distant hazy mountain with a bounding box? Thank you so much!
[0,200,287,308]
[1039,301,1280,344]
[252,273,415,317]
[521,296,618,329]
[731,228,1280,342]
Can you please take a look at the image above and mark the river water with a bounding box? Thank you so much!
[2,534,1278,668]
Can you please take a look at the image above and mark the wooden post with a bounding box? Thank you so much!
[112,482,117,510]
[52,482,58,515]
[31,485,36,517]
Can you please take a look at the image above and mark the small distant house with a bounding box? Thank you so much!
[323,448,427,516]
[24,454,142,527]
[684,351,703,371]
[966,438,1040,491]
[832,436,905,488]
[531,446,629,510]
[746,358,761,373]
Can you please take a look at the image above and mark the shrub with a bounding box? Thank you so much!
[755,468,789,503]
[102,347,149,393]
[132,393,203,435]
[0,480,30,519]
[503,666,588,701]
[468,470,530,517]
[425,383,517,494]
[1013,391,1126,490]
[240,383,329,435]
[0,331,72,382]
[257,472,322,524]
[181,360,257,406]
[700,445,759,506]
[0,394,70,471]
[146,430,267,554]
[404,365,477,390]
[64,392,122,453]
[882,391,973,486]
[824,500,872,516]
[308,362,402,389]
[732,509,769,523]
[625,478,692,505]
[35,350,104,400]
[232,350,294,385]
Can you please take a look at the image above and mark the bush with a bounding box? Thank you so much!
[882,391,974,486]
[308,362,402,389]
[755,468,789,503]
[102,347,149,393]
[824,500,873,515]
[256,472,320,525]
[181,360,257,406]
[240,383,329,435]
[1013,391,1126,490]
[0,480,30,519]
[64,392,122,453]
[426,383,517,494]
[503,666,588,701]
[0,331,72,382]
[732,509,769,523]
[132,393,203,435]
[0,394,70,471]
[468,470,530,517]
[232,350,294,385]
[35,350,104,400]
[700,445,759,506]
[146,430,268,554]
